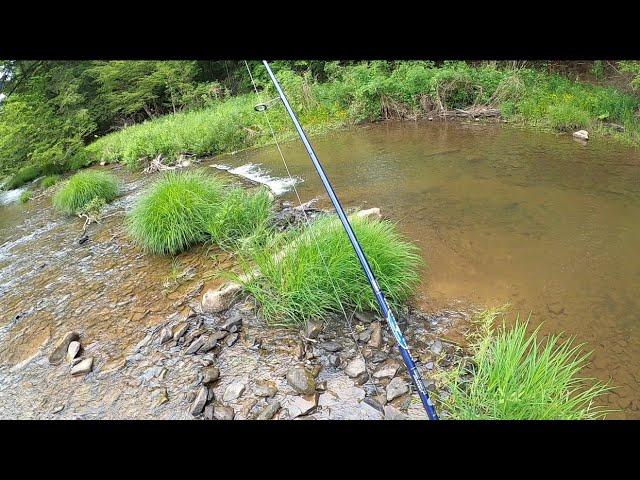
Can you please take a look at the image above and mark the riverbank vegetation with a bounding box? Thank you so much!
[440,308,611,420]
[126,170,274,255]
[53,170,120,215]
[19,190,32,203]
[241,215,422,326]
[2,61,639,190]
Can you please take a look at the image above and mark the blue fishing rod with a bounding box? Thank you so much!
[262,60,438,420]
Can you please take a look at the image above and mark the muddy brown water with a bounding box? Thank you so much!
[216,121,640,419]
[1,120,638,418]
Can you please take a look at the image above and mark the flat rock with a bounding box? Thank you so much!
[49,331,80,365]
[253,380,277,398]
[384,405,408,420]
[320,341,342,352]
[345,355,366,378]
[152,388,169,407]
[225,332,239,347]
[286,367,316,395]
[70,357,93,376]
[386,377,409,401]
[256,401,281,420]
[66,341,81,363]
[214,405,235,420]
[172,323,189,342]
[202,283,242,313]
[304,321,323,339]
[223,382,245,402]
[190,386,208,416]
[202,366,220,384]
[431,339,443,355]
[159,327,173,345]
[573,129,589,140]
[367,321,383,348]
[288,393,319,418]
[355,207,382,220]
[199,337,217,354]
[203,405,215,420]
[221,314,243,331]
[373,359,401,379]
[185,336,205,354]
[210,330,228,341]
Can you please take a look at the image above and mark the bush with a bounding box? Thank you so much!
[4,165,41,190]
[19,190,32,203]
[126,170,226,255]
[440,308,611,420]
[206,186,273,248]
[41,175,61,189]
[53,170,120,215]
[242,214,422,326]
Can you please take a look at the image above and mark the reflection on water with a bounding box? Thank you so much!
[216,121,640,418]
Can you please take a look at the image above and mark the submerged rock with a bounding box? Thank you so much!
[573,130,589,141]
[49,331,80,365]
[286,367,316,395]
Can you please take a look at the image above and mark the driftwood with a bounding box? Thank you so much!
[144,154,177,174]
[439,106,501,119]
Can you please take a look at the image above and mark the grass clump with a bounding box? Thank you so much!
[4,165,42,190]
[19,190,33,203]
[41,175,61,189]
[53,170,120,216]
[126,170,226,255]
[440,308,612,420]
[242,214,422,326]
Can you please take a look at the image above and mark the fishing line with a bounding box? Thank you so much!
[243,60,381,399]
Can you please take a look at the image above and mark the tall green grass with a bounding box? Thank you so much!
[41,174,61,189]
[241,214,422,327]
[53,170,120,215]
[4,165,42,190]
[440,308,611,420]
[19,190,33,203]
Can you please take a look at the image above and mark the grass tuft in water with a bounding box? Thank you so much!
[241,214,422,327]
[53,170,120,215]
[440,307,612,420]
[19,190,33,203]
[41,175,61,189]
[126,170,226,255]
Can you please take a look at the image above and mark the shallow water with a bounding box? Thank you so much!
[217,121,640,418]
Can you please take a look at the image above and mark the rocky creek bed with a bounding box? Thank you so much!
[0,163,471,420]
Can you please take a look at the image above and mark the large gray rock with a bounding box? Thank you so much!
[386,377,409,401]
[573,130,589,140]
[70,357,93,376]
[190,386,208,416]
[345,355,366,378]
[286,367,316,395]
[256,401,281,420]
[223,382,245,402]
[66,341,81,363]
[49,331,80,365]
[202,283,242,313]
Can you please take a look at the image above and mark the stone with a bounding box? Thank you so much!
[320,341,342,352]
[159,368,168,380]
[201,283,242,313]
[221,313,243,331]
[239,398,257,418]
[256,401,281,420]
[203,405,215,420]
[225,332,239,347]
[211,330,228,341]
[328,355,340,367]
[66,341,81,363]
[373,359,401,379]
[431,339,443,355]
[172,323,189,343]
[355,207,382,220]
[190,386,208,416]
[294,342,305,360]
[358,329,372,343]
[49,331,80,365]
[199,337,217,354]
[286,367,316,395]
[363,397,385,414]
[304,320,322,339]
[253,380,277,398]
[384,405,408,420]
[345,355,367,378]
[573,130,589,140]
[152,388,169,407]
[368,322,383,348]
[214,405,235,420]
[202,366,220,384]
[223,382,245,402]
[425,362,434,370]
[386,377,409,402]
[288,393,319,418]
[185,336,205,354]
[159,327,173,345]
[70,357,93,376]
[52,405,65,414]
[71,357,83,367]
[354,311,375,324]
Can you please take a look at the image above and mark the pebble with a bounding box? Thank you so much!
[256,401,281,420]
[321,341,342,352]
[431,340,443,355]
[172,323,189,342]
[70,357,93,376]
[345,355,367,378]
[66,341,81,363]
[152,388,169,407]
[52,405,65,414]
[199,337,217,353]
[328,355,340,367]
[386,377,409,401]
[253,380,277,398]
[214,405,235,420]
[286,367,316,395]
[223,382,245,402]
[190,386,208,416]
[202,366,220,384]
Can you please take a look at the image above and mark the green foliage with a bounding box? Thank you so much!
[3,165,42,190]
[241,214,422,327]
[206,187,274,248]
[619,61,640,90]
[41,175,60,189]
[53,170,120,215]
[440,308,611,420]
[126,170,226,255]
[19,190,32,203]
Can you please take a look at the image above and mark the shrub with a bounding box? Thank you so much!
[53,170,120,215]
[19,190,32,203]
[242,214,422,326]
[440,308,611,420]
[4,165,41,190]
[41,175,61,189]
[126,170,226,255]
